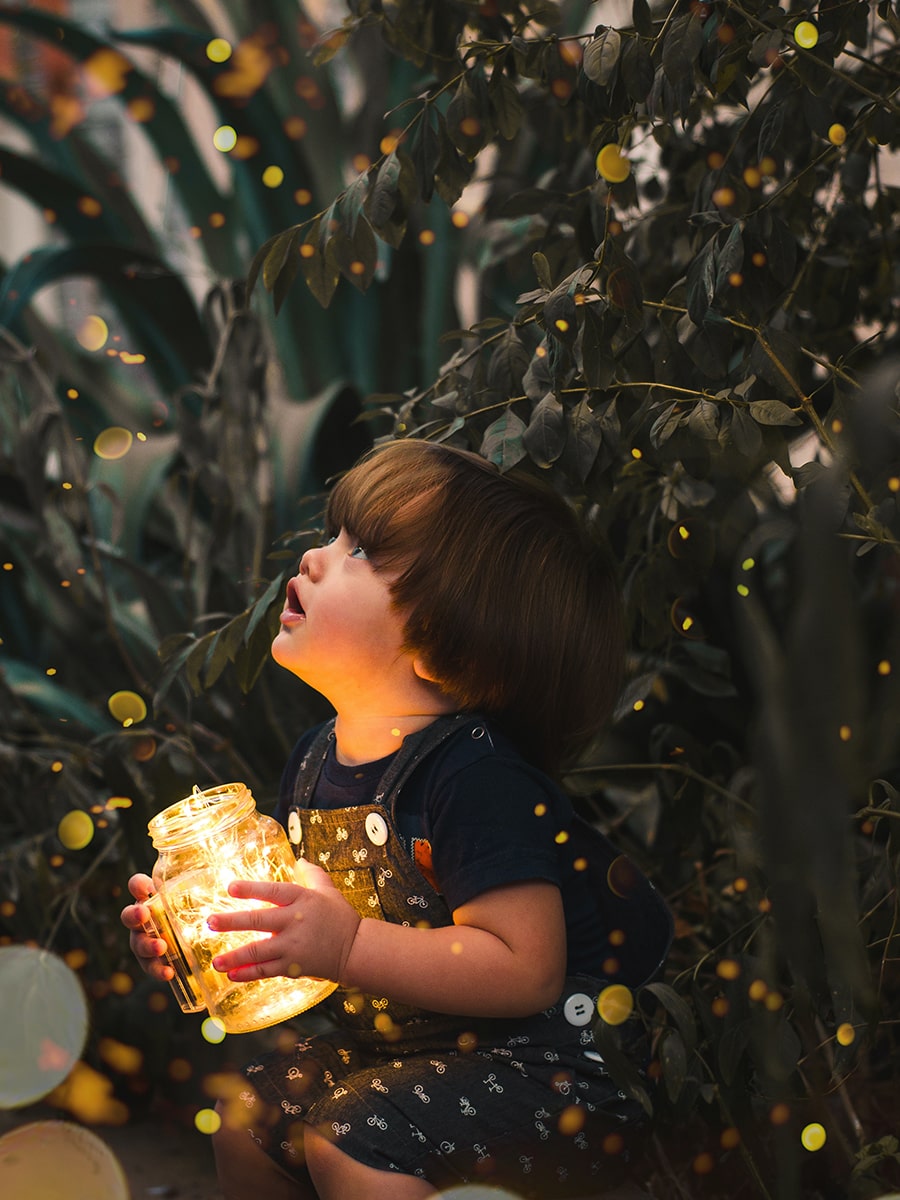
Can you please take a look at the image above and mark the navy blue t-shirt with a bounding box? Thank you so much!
[273,721,606,977]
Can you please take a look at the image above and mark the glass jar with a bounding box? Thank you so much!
[141,783,336,1033]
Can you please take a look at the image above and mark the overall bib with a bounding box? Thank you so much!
[235,718,671,1196]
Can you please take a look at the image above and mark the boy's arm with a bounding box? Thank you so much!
[208,865,567,1019]
[344,878,567,1017]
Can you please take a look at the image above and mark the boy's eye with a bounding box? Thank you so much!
[323,535,338,547]
[349,545,368,560]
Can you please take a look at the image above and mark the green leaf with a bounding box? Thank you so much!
[489,71,524,140]
[566,397,603,482]
[523,392,566,467]
[662,13,704,83]
[203,609,253,690]
[632,0,653,38]
[446,71,488,161]
[342,169,371,237]
[749,399,802,426]
[543,281,579,344]
[300,216,341,309]
[581,302,616,390]
[244,573,288,647]
[729,405,764,457]
[480,410,527,471]
[717,1018,751,1085]
[487,328,531,394]
[593,1022,654,1117]
[686,236,717,324]
[650,402,684,448]
[410,106,440,203]
[583,28,622,87]
[659,1027,688,1102]
[715,223,744,297]
[620,36,655,102]
[434,111,475,207]
[688,397,720,439]
[367,152,401,231]
[532,252,554,291]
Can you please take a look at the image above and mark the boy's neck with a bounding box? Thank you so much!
[332,709,455,766]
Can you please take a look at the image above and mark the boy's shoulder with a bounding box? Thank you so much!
[410,714,564,803]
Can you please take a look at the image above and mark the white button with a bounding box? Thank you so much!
[287,811,302,845]
[365,812,389,846]
[563,992,594,1026]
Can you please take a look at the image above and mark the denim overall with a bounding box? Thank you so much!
[236,717,672,1196]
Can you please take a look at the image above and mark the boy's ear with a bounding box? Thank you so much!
[412,655,443,687]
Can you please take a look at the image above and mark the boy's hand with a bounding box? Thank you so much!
[119,873,174,982]
[207,859,360,985]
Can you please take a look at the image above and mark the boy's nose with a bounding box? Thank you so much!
[298,546,321,578]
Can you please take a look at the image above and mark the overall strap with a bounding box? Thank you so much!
[289,714,480,818]
[371,714,480,824]
[289,719,336,810]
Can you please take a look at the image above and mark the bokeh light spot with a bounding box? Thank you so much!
[0,947,88,1106]
[195,1107,222,1134]
[262,165,285,188]
[107,691,147,725]
[748,979,768,1002]
[595,144,631,183]
[213,124,237,152]
[801,1122,826,1152]
[77,196,103,218]
[58,811,94,851]
[202,1017,226,1044]
[206,38,233,63]
[94,427,133,460]
[794,21,819,48]
[597,984,633,1025]
[76,315,109,352]
[0,1121,127,1198]
[558,1104,585,1135]
[836,1023,855,1046]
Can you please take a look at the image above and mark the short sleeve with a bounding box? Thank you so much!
[425,755,570,913]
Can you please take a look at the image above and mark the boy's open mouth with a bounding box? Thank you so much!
[285,579,305,616]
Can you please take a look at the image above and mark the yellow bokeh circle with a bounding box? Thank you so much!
[213,124,237,152]
[836,1022,856,1046]
[201,1017,226,1044]
[801,1122,826,1152]
[828,123,847,146]
[206,38,232,63]
[195,1107,222,1135]
[76,315,109,352]
[107,691,147,726]
[262,165,285,188]
[597,984,633,1026]
[58,810,95,851]
[794,21,819,48]
[595,144,631,183]
[93,427,133,461]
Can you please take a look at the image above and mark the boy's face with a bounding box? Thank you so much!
[271,528,416,708]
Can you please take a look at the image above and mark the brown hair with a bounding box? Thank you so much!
[326,440,624,773]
